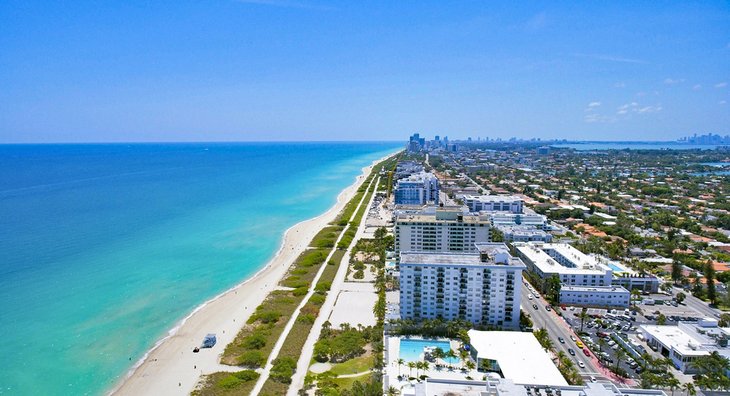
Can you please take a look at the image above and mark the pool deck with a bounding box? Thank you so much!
[384,336,481,394]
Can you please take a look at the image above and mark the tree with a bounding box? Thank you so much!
[683,382,696,396]
[631,289,642,307]
[545,274,562,304]
[387,386,400,396]
[615,348,626,370]
[666,376,680,396]
[459,349,469,369]
[671,260,683,283]
[432,348,445,365]
[719,313,730,327]
[396,358,404,377]
[465,360,476,372]
[446,349,458,367]
[675,292,686,304]
[598,338,607,353]
[407,361,416,378]
[556,351,567,368]
[657,313,667,325]
[533,328,553,352]
[579,307,589,332]
[705,262,717,305]
[691,351,730,390]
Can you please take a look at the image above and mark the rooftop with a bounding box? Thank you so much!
[468,330,568,386]
[400,245,526,268]
[561,285,630,293]
[514,242,612,276]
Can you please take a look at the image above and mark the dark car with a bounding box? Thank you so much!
[558,337,565,344]
[533,304,539,310]
[583,348,591,356]
[568,348,576,356]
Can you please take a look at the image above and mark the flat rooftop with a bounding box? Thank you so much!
[515,243,611,276]
[640,325,714,356]
[463,194,523,203]
[468,330,568,386]
[400,250,525,268]
[561,285,629,294]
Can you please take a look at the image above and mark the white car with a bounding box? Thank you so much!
[528,294,533,300]
[590,376,597,383]
[578,361,585,368]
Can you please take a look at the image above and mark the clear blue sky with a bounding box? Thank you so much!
[0,1,728,143]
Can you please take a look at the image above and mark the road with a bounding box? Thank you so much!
[521,280,608,382]
[671,286,722,319]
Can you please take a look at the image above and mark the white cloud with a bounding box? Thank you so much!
[614,82,626,88]
[664,78,685,85]
[584,113,615,123]
[588,102,601,107]
[693,84,702,91]
[616,102,661,116]
[716,82,728,88]
[721,100,727,105]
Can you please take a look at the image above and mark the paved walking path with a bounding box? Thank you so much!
[249,176,378,395]
[285,176,381,395]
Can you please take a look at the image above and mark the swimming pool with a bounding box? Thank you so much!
[607,262,628,273]
[399,338,460,364]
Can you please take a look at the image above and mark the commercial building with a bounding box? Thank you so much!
[612,273,660,293]
[496,225,552,243]
[406,378,668,396]
[467,330,567,386]
[639,319,730,373]
[394,171,439,206]
[399,243,525,328]
[394,206,491,257]
[489,211,550,230]
[462,195,524,213]
[559,285,630,308]
[514,242,613,287]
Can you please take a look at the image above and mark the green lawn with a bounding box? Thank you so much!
[329,353,373,376]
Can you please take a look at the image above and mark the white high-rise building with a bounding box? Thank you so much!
[394,207,491,258]
[394,171,439,205]
[514,242,613,286]
[462,194,524,213]
[399,243,525,328]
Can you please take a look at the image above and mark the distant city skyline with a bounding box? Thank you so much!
[0,1,728,143]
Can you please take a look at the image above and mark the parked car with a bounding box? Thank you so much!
[583,348,591,356]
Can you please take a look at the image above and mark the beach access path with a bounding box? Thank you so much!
[111,156,388,396]
[248,174,379,395]
[286,175,381,395]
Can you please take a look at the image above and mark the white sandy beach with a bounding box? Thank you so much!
[111,154,393,396]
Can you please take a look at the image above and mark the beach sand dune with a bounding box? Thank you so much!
[110,155,390,396]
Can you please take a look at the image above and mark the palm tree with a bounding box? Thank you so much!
[446,349,458,367]
[459,349,470,369]
[432,347,445,365]
[387,386,400,396]
[465,360,476,372]
[556,350,567,368]
[666,376,680,396]
[615,348,626,370]
[407,361,416,378]
[683,382,696,396]
[598,338,607,353]
[420,360,430,376]
[579,307,589,332]
[396,358,404,377]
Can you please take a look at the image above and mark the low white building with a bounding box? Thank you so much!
[559,285,630,308]
[467,330,568,386]
[639,319,730,373]
[462,194,524,213]
[399,244,524,328]
[497,225,552,243]
[514,242,613,286]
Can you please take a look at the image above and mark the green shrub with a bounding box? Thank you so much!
[309,293,326,305]
[271,357,297,383]
[216,370,259,389]
[242,333,266,350]
[354,270,364,279]
[251,310,281,324]
[315,282,331,293]
[238,350,265,367]
[292,287,308,296]
[299,313,315,323]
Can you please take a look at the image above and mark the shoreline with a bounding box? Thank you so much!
[110,152,395,396]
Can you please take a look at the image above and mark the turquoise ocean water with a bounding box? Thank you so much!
[0,142,400,395]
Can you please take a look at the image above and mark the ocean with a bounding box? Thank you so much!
[0,142,401,395]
